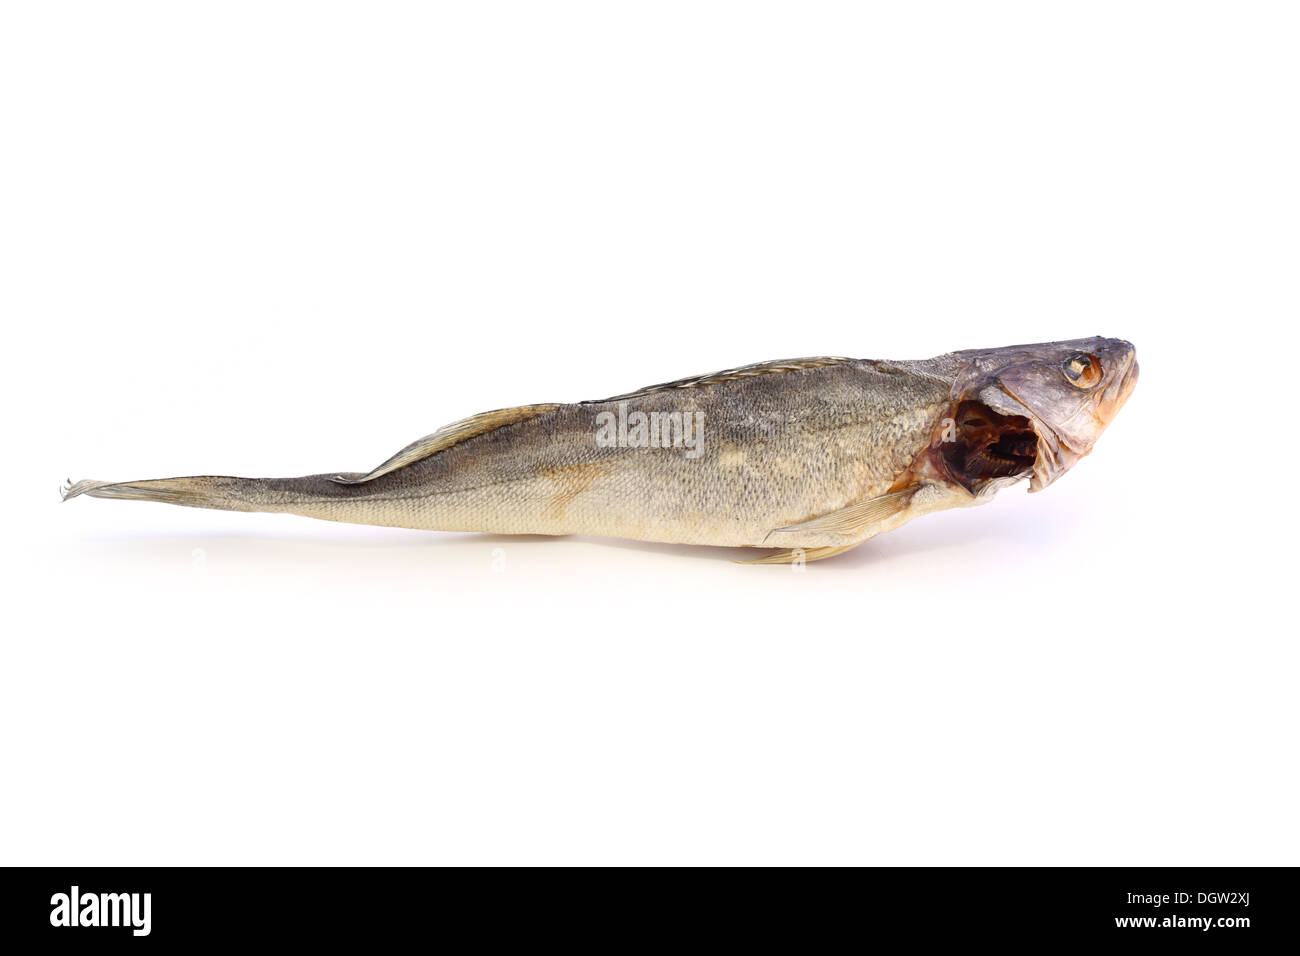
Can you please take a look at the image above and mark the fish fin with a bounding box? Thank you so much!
[741,490,917,565]
[766,487,915,540]
[59,475,255,510]
[62,478,113,501]
[587,356,854,403]
[61,477,219,506]
[739,544,860,565]
[331,403,561,485]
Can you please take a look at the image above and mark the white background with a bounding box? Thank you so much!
[3,2,1296,865]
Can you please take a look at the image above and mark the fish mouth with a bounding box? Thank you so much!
[1098,353,1139,424]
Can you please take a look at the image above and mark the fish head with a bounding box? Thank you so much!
[952,336,1138,492]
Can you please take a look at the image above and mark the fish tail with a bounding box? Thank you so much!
[61,475,280,513]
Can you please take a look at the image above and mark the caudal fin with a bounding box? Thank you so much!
[60,476,262,511]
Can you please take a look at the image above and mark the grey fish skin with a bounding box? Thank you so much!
[63,337,1138,561]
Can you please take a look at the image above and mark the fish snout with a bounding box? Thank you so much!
[1095,340,1138,425]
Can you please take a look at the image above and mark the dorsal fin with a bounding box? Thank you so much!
[331,403,561,485]
[585,356,855,403]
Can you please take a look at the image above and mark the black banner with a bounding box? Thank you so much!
[0,867,1290,946]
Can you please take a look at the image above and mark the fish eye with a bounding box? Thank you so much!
[1063,353,1101,388]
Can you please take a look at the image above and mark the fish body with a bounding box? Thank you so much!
[64,337,1138,561]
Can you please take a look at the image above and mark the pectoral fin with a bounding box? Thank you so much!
[767,487,915,540]
[740,488,917,565]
